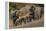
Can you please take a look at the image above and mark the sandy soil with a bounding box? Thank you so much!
[9,15,44,29]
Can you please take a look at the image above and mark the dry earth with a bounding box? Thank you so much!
[9,15,44,29]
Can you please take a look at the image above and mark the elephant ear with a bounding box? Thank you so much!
[31,6,35,11]
[15,10,20,16]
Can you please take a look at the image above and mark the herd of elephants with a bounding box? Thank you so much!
[9,3,44,26]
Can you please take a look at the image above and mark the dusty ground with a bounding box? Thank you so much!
[9,15,44,29]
